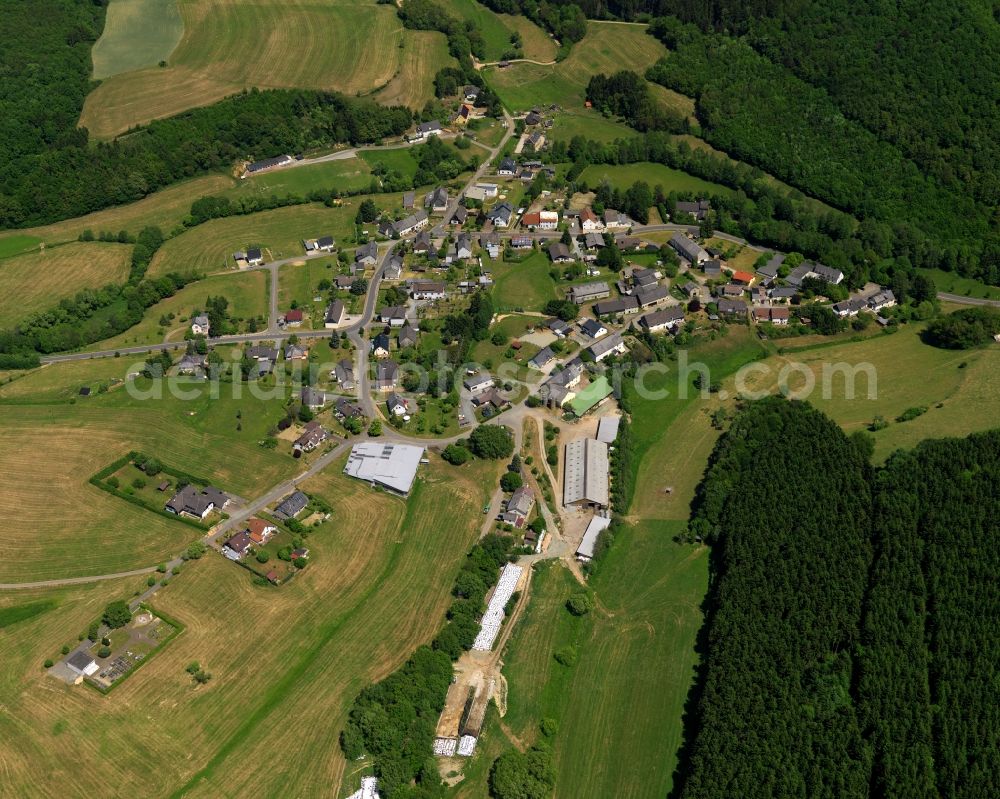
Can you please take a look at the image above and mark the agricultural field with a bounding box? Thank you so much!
[0,356,300,581]
[491,251,558,312]
[438,0,518,62]
[84,269,267,351]
[0,242,131,328]
[578,162,733,198]
[81,0,409,139]
[376,30,456,109]
[546,109,640,144]
[0,454,495,797]
[483,21,666,110]
[0,175,235,249]
[91,0,185,79]
[497,13,558,63]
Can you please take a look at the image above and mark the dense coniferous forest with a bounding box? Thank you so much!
[683,399,873,797]
[679,399,1000,798]
[0,2,411,229]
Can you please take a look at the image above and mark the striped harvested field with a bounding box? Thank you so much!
[0,457,496,798]
[81,0,409,139]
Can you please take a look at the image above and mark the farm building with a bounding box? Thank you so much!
[596,416,621,444]
[344,442,424,495]
[243,154,293,177]
[563,438,610,508]
[640,306,684,333]
[669,233,708,265]
[567,281,611,304]
[587,333,627,363]
[576,515,612,562]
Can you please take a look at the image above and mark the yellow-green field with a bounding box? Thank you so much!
[85,270,267,350]
[376,30,457,109]
[0,456,495,797]
[579,162,732,197]
[0,242,131,327]
[484,21,667,110]
[498,13,558,62]
[91,0,185,79]
[81,0,410,139]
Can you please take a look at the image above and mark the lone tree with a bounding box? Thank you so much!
[469,424,514,460]
[102,600,132,629]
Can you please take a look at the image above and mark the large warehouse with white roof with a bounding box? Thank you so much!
[563,437,609,508]
[344,442,424,495]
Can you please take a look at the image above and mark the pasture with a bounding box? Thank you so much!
[491,251,558,312]
[81,0,410,139]
[84,269,267,350]
[91,0,184,79]
[0,454,496,797]
[0,234,42,259]
[578,162,732,198]
[498,13,558,63]
[484,22,666,110]
[0,242,132,328]
[918,267,1000,301]
[278,259,340,324]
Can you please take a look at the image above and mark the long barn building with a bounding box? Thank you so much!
[563,437,609,508]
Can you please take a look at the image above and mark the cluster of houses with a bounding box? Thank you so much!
[222,517,278,560]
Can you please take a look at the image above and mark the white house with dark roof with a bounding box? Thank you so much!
[414,120,442,139]
[190,315,210,336]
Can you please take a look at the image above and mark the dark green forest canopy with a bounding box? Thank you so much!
[677,398,1000,798]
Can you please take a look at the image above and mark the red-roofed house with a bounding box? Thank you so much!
[245,518,277,544]
[731,271,755,285]
[284,309,304,326]
[579,208,602,232]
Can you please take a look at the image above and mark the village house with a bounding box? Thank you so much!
[464,373,494,393]
[165,485,229,520]
[384,254,403,280]
[703,259,723,278]
[674,199,711,221]
[867,289,896,312]
[386,392,409,417]
[355,241,378,267]
[409,280,447,300]
[294,420,330,453]
[426,187,449,214]
[333,359,355,390]
[547,317,570,337]
[378,305,407,327]
[669,233,709,265]
[398,323,419,349]
[680,282,701,299]
[529,346,556,370]
[324,299,345,328]
[245,518,277,545]
[247,345,279,362]
[303,235,335,253]
[753,306,790,325]
[375,360,399,391]
[541,360,584,406]
[274,490,309,520]
[283,308,304,327]
[580,318,608,339]
[413,230,433,254]
[301,386,328,410]
[246,248,264,266]
[449,205,468,227]
[579,208,602,232]
[335,397,364,420]
[190,314,210,336]
[486,201,514,227]
[284,343,308,362]
[548,242,574,263]
[223,530,253,560]
[402,191,416,209]
[502,486,535,528]
[731,270,755,286]
[522,210,559,230]
[414,120,442,139]
[717,297,748,318]
[603,209,629,229]
[371,332,391,359]
[498,157,517,176]
[635,284,671,308]
[640,306,685,333]
[833,297,868,317]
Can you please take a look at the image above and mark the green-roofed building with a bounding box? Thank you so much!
[569,376,613,417]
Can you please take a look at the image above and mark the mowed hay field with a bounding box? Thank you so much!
[81,0,408,139]
[0,242,131,327]
[579,162,732,197]
[484,21,666,110]
[0,363,297,582]
[91,0,185,79]
[0,458,496,797]
[376,30,456,109]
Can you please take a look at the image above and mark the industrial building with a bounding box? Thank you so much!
[563,437,610,508]
[344,442,424,495]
